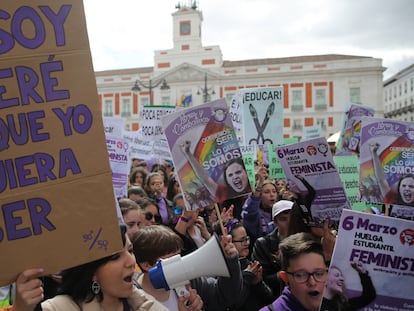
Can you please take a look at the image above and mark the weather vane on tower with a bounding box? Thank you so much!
[175,0,199,10]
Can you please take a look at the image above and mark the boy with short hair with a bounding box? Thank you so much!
[260,232,327,311]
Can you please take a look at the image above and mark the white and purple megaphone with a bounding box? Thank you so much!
[149,234,230,296]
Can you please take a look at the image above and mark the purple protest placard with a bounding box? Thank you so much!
[321,209,414,310]
[161,99,251,207]
[359,117,414,220]
[276,137,351,226]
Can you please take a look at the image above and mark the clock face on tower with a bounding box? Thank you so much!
[180,21,191,35]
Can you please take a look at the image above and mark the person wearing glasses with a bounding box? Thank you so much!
[228,221,273,311]
[136,198,162,226]
[320,262,376,311]
[260,232,328,311]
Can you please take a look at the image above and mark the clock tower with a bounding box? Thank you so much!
[172,1,203,50]
[153,1,222,72]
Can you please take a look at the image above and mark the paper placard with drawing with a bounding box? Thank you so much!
[275,137,351,226]
[321,209,414,310]
[241,87,283,146]
[336,103,374,156]
[359,117,414,209]
[161,99,251,208]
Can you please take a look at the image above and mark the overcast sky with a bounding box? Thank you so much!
[83,0,414,80]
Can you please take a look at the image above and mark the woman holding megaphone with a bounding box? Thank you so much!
[132,225,243,311]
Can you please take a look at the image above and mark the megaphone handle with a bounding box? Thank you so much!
[174,282,190,297]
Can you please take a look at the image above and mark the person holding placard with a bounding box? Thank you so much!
[241,166,279,245]
[11,224,167,311]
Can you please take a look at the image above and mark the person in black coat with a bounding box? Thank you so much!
[252,200,293,299]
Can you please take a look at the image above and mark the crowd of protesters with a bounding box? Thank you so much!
[2,155,383,311]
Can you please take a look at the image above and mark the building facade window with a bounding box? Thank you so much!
[293,119,302,130]
[226,93,235,105]
[291,90,303,111]
[140,97,149,117]
[104,99,113,117]
[315,89,327,110]
[121,98,131,117]
[350,87,360,103]
[161,96,171,106]
[316,118,326,129]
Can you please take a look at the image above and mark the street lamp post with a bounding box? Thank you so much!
[131,79,170,105]
[197,73,215,103]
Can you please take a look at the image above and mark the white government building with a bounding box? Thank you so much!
[383,64,414,122]
[95,2,385,140]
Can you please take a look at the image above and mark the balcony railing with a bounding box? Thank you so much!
[315,103,327,110]
[291,104,303,111]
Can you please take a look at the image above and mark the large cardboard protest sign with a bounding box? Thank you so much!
[161,99,251,206]
[323,209,414,310]
[359,118,414,207]
[0,1,122,286]
[275,137,351,226]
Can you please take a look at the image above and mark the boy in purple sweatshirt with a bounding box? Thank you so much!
[260,232,327,311]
